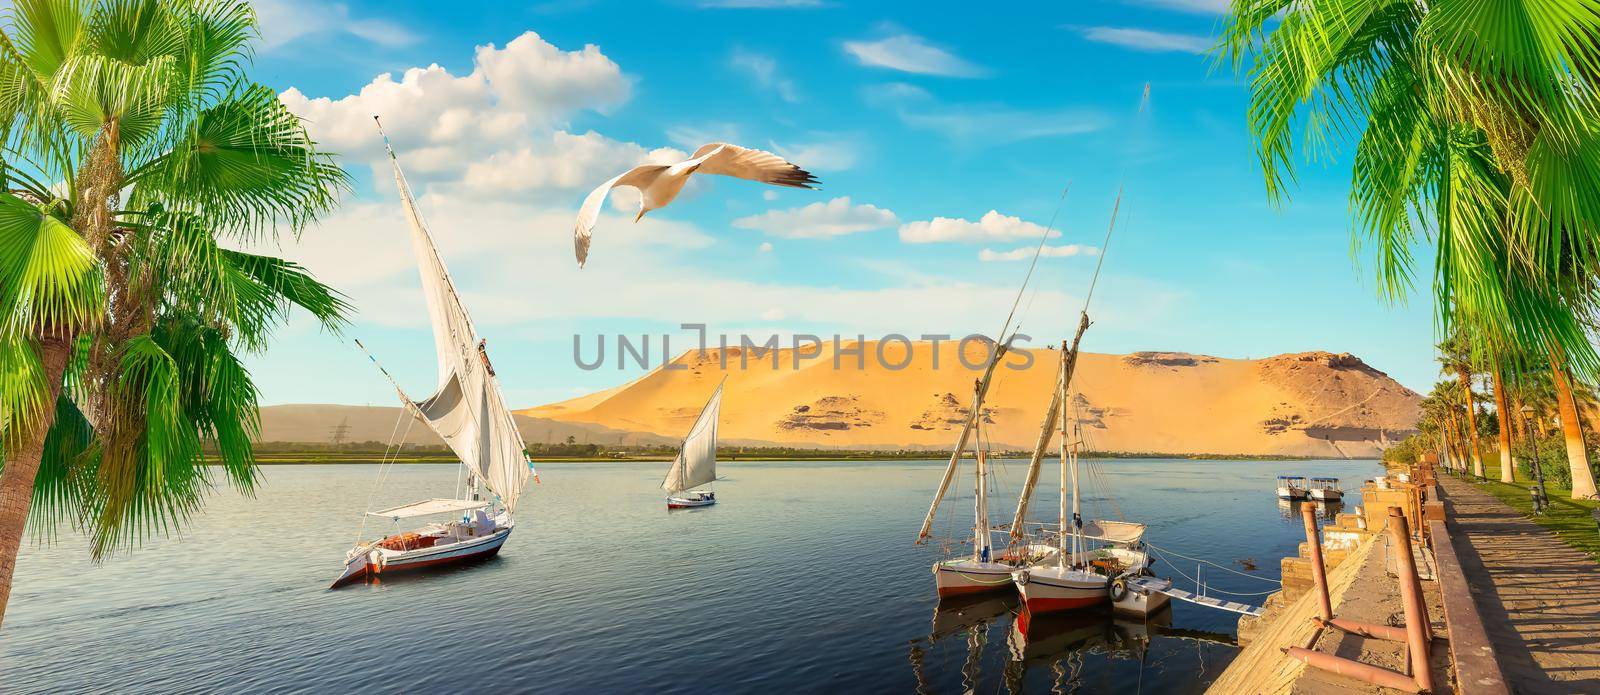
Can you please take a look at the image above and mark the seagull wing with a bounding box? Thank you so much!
[573,164,670,267]
[691,143,819,189]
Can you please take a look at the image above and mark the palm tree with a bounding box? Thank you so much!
[1549,348,1600,499]
[1491,363,1515,483]
[1438,335,1485,478]
[1218,1,1600,382]
[0,0,347,627]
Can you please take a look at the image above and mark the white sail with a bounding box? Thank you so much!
[384,136,532,513]
[664,382,722,493]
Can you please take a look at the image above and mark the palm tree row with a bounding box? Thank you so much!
[0,0,348,628]
[1393,335,1600,499]
[1219,1,1600,497]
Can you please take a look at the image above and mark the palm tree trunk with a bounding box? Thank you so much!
[0,335,74,629]
[1458,367,1485,478]
[1445,410,1466,474]
[1550,352,1599,499]
[1493,366,1515,483]
[1509,387,1529,441]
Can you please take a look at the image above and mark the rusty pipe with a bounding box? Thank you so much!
[1283,647,1425,693]
[1317,617,1408,642]
[1302,502,1333,622]
[1389,507,1435,693]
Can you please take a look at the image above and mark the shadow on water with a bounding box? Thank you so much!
[1277,498,1344,520]
[911,597,1242,694]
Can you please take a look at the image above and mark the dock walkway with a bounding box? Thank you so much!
[1437,476,1600,692]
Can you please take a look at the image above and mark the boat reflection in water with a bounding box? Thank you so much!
[1277,498,1344,521]
[909,594,1017,694]
[1003,604,1172,693]
[912,596,1241,694]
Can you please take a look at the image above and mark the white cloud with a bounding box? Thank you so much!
[455,131,685,200]
[1083,27,1212,53]
[759,241,774,253]
[731,49,799,102]
[862,80,1103,144]
[899,210,1061,244]
[978,244,1098,262]
[762,190,780,201]
[281,31,631,180]
[761,308,787,321]
[1129,0,1231,13]
[666,123,742,150]
[254,0,419,51]
[280,31,669,207]
[843,33,985,78]
[770,137,858,171]
[733,196,898,238]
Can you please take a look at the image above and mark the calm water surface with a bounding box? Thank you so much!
[2,458,1382,693]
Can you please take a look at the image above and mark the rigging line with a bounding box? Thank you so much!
[1145,543,1282,584]
[994,183,1072,347]
[1157,555,1282,597]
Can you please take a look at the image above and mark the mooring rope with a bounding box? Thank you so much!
[1145,542,1281,584]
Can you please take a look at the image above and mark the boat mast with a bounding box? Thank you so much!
[1070,425,1082,568]
[1012,324,1090,542]
[918,348,1008,542]
[1056,344,1068,567]
[975,450,991,563]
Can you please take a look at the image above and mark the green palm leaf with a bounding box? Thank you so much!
[0,191,103,337]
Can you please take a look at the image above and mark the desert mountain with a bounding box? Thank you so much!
[520,341,1421,457]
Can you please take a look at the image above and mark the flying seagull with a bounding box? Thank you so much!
[572,143,820,267]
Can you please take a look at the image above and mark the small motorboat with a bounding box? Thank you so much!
[1275,475,1308,500]
[1308,477,1343,501]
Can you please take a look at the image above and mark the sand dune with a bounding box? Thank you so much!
[520,341,1421,457]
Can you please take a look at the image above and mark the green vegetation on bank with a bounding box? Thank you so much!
[237,443,1338,464]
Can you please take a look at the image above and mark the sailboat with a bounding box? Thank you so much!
[664,380,723,508]
[1005,192,1166,617]
[921,346,1061,597]
[1010,343,1159,614]
[330,120,536,588]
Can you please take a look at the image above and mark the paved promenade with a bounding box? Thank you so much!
[1436,477,1600,692]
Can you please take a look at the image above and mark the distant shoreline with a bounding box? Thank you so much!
[231,450,1366,464]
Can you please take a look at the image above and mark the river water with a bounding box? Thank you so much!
[1,458,1382,693]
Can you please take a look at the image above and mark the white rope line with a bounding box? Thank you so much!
[355,407,409,542]
[1146,542,1281,584]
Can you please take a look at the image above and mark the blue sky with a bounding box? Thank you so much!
[245,0,1439,408]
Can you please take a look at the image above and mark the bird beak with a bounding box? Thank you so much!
[634,209,646,222]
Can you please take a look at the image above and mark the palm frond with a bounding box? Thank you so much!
[0,191,103,337]
[129,83,347,239]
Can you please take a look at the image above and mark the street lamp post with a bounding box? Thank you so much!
[1521,405,1550,515]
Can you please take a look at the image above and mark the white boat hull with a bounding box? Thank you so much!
[933,559,1018,597]
[1012,565,1109,613]
[1111,576,1171,616]
[667,491,716,508]
[1276,486,1306,500]
[331,525,512,588]
[1308,488,1342,501]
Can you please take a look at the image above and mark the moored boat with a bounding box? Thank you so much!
[1308,477,1343,501]
[331,121,536,589]
[1276,475,1308,500]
